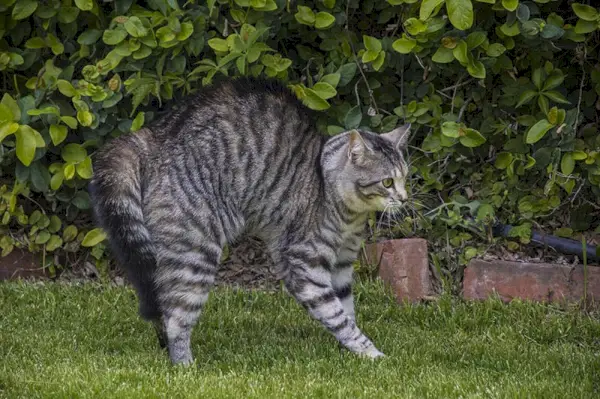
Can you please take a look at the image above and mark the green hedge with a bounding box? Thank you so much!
[0,0,599,279]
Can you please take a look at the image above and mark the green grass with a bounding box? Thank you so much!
[1,280,599,398]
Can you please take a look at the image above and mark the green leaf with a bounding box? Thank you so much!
[337,63,357,86]
[78,29,103,45]
[0,104,13,123]
[15,126,38,166]
[500,21,521,36]
[525,119,554,144]
[312,82,336,100]
[495,152,514,169]
[57,80,77,97]
[466,31,486,49]
[63,225,78,242]
[49,124,67,146]
[82,228,107,247]
[392,36,417,54]
[63,163,75,180]
[50,169,63,191]
[69,191,89,214]
[295,6,316,26]
[345,106,362,129]
[302,89,330,110]
[561,152,575,175]
[76,156,93,179]
[25,37,46,49]
[420,0,445,21]
[362,50,380,63]
[515,90,538,108]
[45,235,63,251]
[502,0,518,12]
[12,0,38,20]
[460,128,486,147]
[208,38,229,52]
[537,95,549,115]
[315,12,336,29]
[363,35,382,52]
[35,230,51,245]
[467,59,486,79]
[1,94,21,122]
[572,4,599,22]
[176,22,194,41]
[0,122,19,142]
[77,111,93,127]
[131,112,145,131]
[441,121,461,138]
[516,3,530,22]
[103,29,128,45]
[28,106,59,116]
[74,0,93,11]
[446,0,473,31]
[485,43,506,57]
[48,216,62,233]
[532,68,544,90]
[61,143,87,163]
[125,16,148,38]
[540,24,564,40]
[543,91,570,104]
[542,71,564,91]
[61,116,78,129]
[432,47,455,63]
[404,18,427,35]
[574,19,597,34]
[320,73,340,88]
[452,40,468,64]
[372,51,386,71]
[572,151,588,161]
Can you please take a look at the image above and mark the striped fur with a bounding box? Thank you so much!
[90,77,410,364]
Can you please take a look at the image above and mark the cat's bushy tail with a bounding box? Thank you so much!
[89,130,160,320]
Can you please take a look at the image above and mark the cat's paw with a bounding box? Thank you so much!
[362,347,385,359]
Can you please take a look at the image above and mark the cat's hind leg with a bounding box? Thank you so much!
[153,235,223,365]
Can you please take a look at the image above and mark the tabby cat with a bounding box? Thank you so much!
[89,77,410,365]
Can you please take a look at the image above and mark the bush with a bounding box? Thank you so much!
[0,0,598,281]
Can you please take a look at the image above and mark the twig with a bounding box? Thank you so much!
[389,14,403,38]
[583,198,600,210]
[574,45,587,132]
[569,180,585,204]
[450,74,466,115]
[440,78,474,92]
[345,0,379,115]
[435,90,453,100]
[353,58,379,115]
[457,96,473,122]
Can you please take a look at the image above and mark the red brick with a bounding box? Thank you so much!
[0,248,46,281]
[365,238,433,303]
[463,259,600,303]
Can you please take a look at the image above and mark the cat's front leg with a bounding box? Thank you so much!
[282,248,384,358]
[332,242,362,322]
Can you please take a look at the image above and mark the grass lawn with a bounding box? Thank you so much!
[1,280,599,398]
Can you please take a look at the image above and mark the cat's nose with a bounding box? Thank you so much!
[397,188,408,201]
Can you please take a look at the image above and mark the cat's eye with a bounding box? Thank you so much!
[382,178,394,188]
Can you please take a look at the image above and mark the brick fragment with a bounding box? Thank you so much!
[365,238,433,302]
[0,248,46,280]
[463,259,600,303]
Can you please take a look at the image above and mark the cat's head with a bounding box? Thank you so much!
[322,124,411,213]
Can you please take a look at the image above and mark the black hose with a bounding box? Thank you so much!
[492,223,599,262]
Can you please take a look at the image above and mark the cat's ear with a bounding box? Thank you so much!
[347,130,369,164]
[382,123,411,150]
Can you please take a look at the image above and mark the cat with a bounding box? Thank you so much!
[89,77,410,365]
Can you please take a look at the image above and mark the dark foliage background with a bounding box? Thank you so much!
[0,0,598,289]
